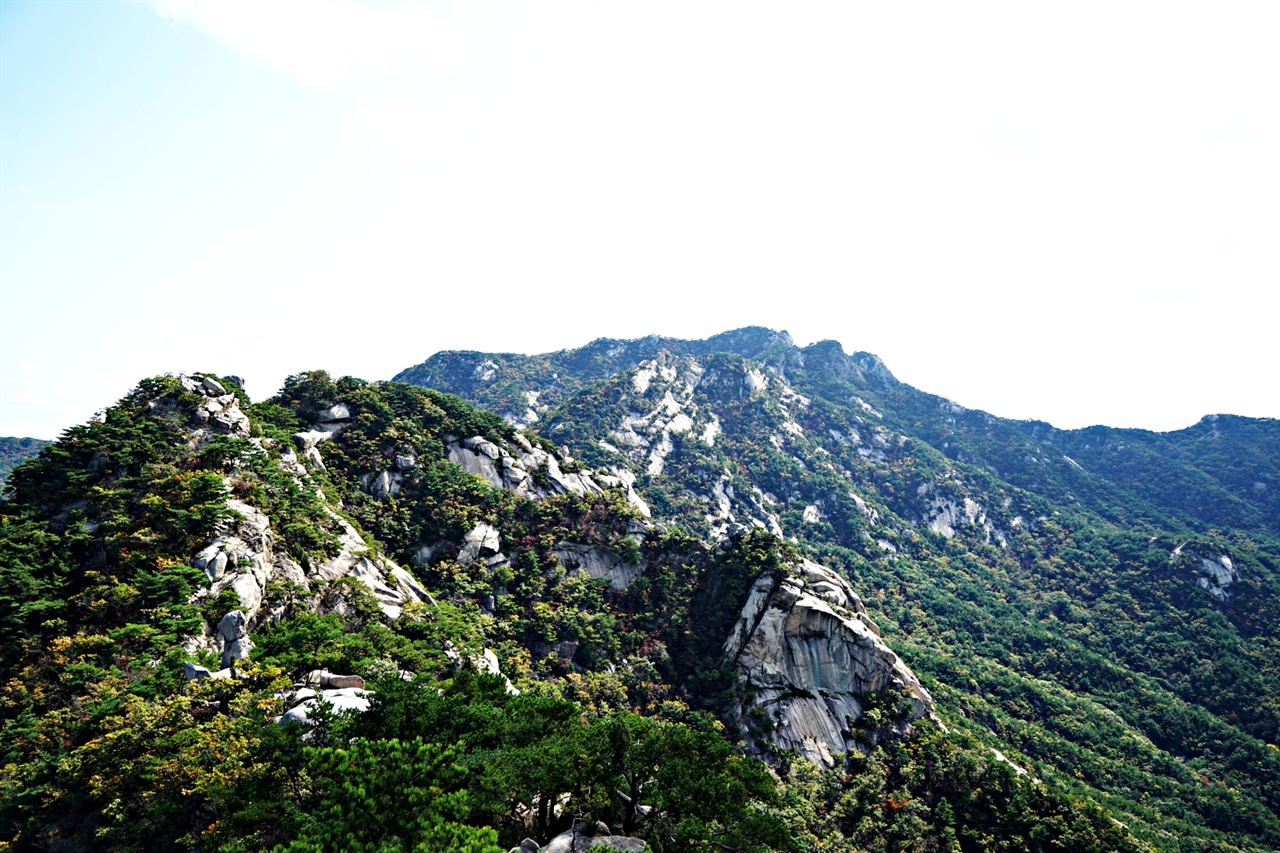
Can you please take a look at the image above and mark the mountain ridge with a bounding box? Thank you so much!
[396,326,1280,852]
[398,327,1278,538]
[1,329,1276,851]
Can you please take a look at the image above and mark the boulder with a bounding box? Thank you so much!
[293,430,335,468]
[304,670,366,690]
[280,687,372,726]
[221,636,253,669]
[362,469,401,500]
[447,440,505,488]
[202,394,250,436]
[458,522,501,565]
[184,662,213,680]
[192,544,230,582]
[465,435,503,460]
[317,403,350,423]
[184,663,243,682]
[537,824,647,852]
[218,610,248,643]
[218,609,253,669]
[1195,552,1237,601]
[200,376,227,396]
[229,572,264,621]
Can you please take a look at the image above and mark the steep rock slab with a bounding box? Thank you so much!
[551,542,643,591]
[724,560,934,767]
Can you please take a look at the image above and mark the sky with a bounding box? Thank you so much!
[1,0,1277,439]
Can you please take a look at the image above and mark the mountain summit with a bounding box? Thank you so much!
[399,327,1278,537]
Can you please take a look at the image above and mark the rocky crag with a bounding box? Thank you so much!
[0,366,1159,852]
[725,559,934,766]
[165,375,433,670]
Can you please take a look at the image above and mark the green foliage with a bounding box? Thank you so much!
[777,720,1146,853]
[275,738,501,853]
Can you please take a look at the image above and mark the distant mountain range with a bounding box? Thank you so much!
[0,436,50,490]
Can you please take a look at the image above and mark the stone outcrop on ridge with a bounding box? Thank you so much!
[174,379,434,666]
[444,433,651,517]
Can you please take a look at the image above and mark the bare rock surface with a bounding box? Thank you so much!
[443,432,651,518]
[174,386,433,668]
[178,374,250,437]
[517,822,647,852]
[279,687,372,725]
[1194,552,1238,601]
[552,542,643,591]
[724,559,934,767]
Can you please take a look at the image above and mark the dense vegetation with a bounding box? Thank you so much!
[408,328,1280,853]
[0,369,1152,851]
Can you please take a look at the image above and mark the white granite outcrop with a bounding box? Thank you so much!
[724,559,934,767]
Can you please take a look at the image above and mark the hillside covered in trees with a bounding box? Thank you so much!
[0,327,1275,851]
[398,327,1280,852]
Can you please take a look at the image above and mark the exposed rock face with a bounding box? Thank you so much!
[458,522,502,565]
[515,823,647,853]
[303,669,366,690]
[724,559,934,767]
[217,609,253,669]
[916,483,1007,547]
[292,429,334,468]
[192,497,307,622]
[444,434,650,517]
[176,388,433,667]
[552,351,793,537]
[1194,552,1237,602]
[178,374,251,437]
[190,489,432,642]
[552,542,643,591]
[280,686,372,725]
[309,508,434,619]
[601,352,707,478]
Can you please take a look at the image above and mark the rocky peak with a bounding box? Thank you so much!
[700,325,795,357]
[850,352,898,386]
[799,340,857,381]
[176,373,251,438]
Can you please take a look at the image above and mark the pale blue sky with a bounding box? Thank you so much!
[3,0,1278,438]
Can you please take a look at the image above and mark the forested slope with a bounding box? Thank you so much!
[405,328,1280,853]
[0,371,1140,852]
